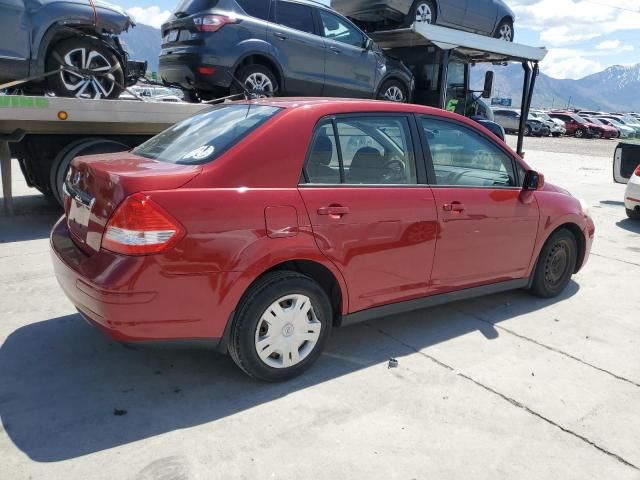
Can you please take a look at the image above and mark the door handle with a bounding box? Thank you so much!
[318,206,350,216]
[273,32,288,40]
[329,46,341,54]
[443,202,465,212]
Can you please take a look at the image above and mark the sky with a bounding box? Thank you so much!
[121,0,640,80]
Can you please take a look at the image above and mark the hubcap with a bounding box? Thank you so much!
[254,294,322,369]
[244,72,274,95]
[415,3,433,24]
[383,86,405,102]
[59,48,115,99]
[499,24,512,41]
[544,240,570,288]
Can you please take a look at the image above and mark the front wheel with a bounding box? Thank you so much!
[626,208,640,220]
[228,271,333,382]
[46,37,124,99]
[575,129,584,138]
[377,79,409,103]
[494,18,514,42]
[524,125,531,136]
[530,229,578,298]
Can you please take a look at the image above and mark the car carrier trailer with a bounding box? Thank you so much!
[1,23,547,215]
[370,22,547,154]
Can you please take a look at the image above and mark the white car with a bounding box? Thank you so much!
[531,110,566,137]
[613,144,640,219]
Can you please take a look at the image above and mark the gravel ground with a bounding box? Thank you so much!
[1,135,639,480]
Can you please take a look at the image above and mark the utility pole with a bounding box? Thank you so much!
[566,96,572,110]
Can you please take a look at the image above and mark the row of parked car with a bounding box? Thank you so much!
[493,108,640,139]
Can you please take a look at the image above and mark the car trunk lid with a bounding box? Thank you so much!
[64,152,201,255]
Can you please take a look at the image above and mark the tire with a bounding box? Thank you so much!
[626,208,640,220]
[377,79,409,102]
[575,129,584,138]
[228,271,333,382]
[494,18,514,42]
[46,37,124,99]
[50,138,128,205]
[530,229,578,298]
[524,125,531,136]
[407,1,436,27]
[231,64,278,97]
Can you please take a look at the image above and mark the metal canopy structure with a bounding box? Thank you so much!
[370,24,548,156]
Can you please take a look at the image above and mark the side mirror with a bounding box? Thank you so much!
[614,143,640,184]
[523,170,544,190]
[364,38,373,50]
[482,71,494,99]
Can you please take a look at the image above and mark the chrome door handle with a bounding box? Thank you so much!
[443,202,465,212]
[318,206,350,216]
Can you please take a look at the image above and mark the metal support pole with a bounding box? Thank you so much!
[0,141,12,215]
[517,61,532,156]
[438,49,451,110]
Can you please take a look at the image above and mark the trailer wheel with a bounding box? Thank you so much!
[377,80,408,103]
[50,138,128,206]
[46,37,124,99]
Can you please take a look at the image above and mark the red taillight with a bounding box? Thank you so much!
[193,14,236,32]
[101,193,185,255]
[635,165,640,177]
[197,66,216,75]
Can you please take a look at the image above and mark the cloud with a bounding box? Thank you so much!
[127,6,171,29]
[511,0,640,45]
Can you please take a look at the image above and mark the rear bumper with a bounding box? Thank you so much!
[159,52,233,91]
[50,217,240,342]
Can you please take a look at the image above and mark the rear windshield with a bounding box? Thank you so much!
[134,104,282,165]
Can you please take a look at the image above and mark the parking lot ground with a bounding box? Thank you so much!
[1,136,639,480]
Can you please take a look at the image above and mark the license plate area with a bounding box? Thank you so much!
[68,198,91,237]
[166,29,180,42]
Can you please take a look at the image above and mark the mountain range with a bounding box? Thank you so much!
[121,23,640,112]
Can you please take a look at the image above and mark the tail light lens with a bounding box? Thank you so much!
[102,193,185,255]
[635,165,640,177]
[193,15,236,32]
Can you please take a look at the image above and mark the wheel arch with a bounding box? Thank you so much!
[246,259,348,326]
[233,52,285,93]
[494,15,515,36]
[537,223,587,275]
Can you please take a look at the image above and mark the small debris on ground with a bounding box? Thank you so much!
[388,358,399,369]
[113,408,127,416]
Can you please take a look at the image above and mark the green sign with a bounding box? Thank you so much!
[0,96,50,108]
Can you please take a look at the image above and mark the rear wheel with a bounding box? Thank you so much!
[494,18,514,42]
[228,271,333,381]
[377,79,408,102]
[232,65,278,97]
[575,129,584,138]
[626,208,640,220]
[407,1,436,27]
[46,37,124,99]
[530,229,578,298]
[524,125,531,136]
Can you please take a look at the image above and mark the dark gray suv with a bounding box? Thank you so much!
[0,0,145,99]
[159,0,414,102]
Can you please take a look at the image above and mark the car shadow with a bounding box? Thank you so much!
[599,200,625,207]
[0,282,578,462]
[616,218,640,233]
[0,195,61,243]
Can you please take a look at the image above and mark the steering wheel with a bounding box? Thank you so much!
[383,158,407,183]
[471,149,497,170]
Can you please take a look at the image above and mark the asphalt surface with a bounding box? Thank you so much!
[1,135,639,479]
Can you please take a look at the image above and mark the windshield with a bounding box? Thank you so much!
[587,118,604,126]
[134,104,282,164]
[603,118,623,127]
[572,115,587,125]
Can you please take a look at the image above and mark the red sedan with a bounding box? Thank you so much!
[51,99,595,381]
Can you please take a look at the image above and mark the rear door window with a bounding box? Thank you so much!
[236,0,270,19]
[275,1,315,35]
[134,104,282,165]
[304,116,417,185]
